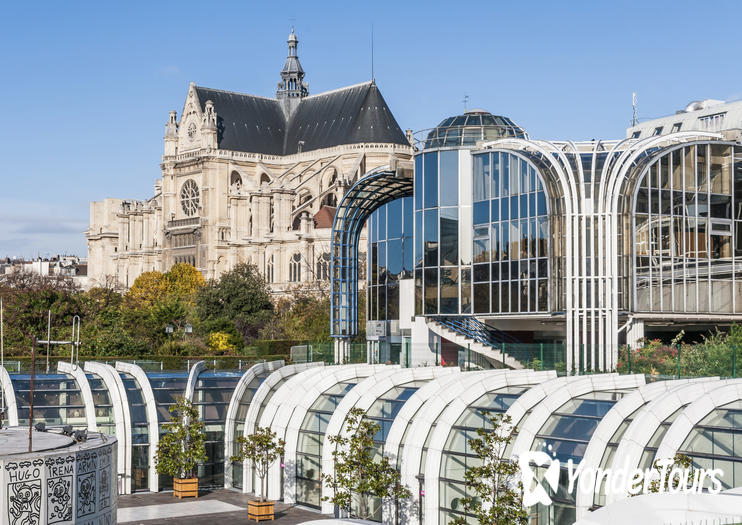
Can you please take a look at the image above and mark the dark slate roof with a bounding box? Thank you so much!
[194,87,286,155]
[193,81,408,156]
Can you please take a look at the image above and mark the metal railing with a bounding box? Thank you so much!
[432,316,522,346]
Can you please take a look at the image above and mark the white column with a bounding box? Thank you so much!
[58,361,97,431]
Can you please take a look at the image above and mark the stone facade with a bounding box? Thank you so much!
[87,30,413,291]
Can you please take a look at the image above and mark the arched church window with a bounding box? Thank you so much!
[320,193,337,208]
[180,179,200,216]
[316,253,331,281]
[260,173,271,186]
[289,253,302,282]
[266,254,274,283]
[230,171,242,191]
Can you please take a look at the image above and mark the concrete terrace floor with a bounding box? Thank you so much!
[118,489,323,524]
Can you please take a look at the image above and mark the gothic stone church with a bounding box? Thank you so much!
[87,30,412,291]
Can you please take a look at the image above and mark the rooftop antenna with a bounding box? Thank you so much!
[371,23,374,81]
[632,92,638,127]
[463,94,469,113]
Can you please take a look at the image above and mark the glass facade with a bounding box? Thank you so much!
[362,381,426,521]
[230,372,268,489]
[368,196,414,321]
[295,381,358,507]
[193,371,242,487]
[438,386,528,524]
[633,144,742,313]
[679,400,742,489]
[530,391,628,525]
[119,371,150,492]
[415,149,462,315]
[148,372,189,490]
[414,148,550,317]
[88,372,115,434]
[472,152,549,314]
[10,373,86,427]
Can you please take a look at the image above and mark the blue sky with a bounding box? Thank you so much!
[1,0,741,258]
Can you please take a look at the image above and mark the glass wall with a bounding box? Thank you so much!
[415,150,461,315]
[633,143,742,313]
[88,372,115,434]
[362,381,427,521]
[119,372,150,492]
[529,391,629,525]
[678,400,742,489]
[193,371,242,488]
[295,381,359,507]
[471,151,549,315]
[368,197,414,321]
[10,373,86,428]
[148,371,189,490]
[438,386,528,524]
[230,372,269,489]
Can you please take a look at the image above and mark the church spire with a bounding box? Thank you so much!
[276,28,308,99]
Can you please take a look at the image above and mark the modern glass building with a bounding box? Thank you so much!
[333,109,742,374]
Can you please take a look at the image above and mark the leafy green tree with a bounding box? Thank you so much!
[230,426,285,502]
[323,407,410,520]
[196,263,273,344]
[155,398,207,479]
[450,412,527,525]
[259,285,331,342]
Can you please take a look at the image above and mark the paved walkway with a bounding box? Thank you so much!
[118,489,322,524]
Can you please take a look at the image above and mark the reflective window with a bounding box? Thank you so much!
[679,400,742,490]
[633,144,740,313]
[230,371,267,489]
[367,197,413,321]
[438,386,528,524]
[193,371,242,488]
[471,152,549,314]
[529,391,626,521]
[10,373,86,428]
[296,381,358,508]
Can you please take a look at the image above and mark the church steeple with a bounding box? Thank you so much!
[277,28,308,100]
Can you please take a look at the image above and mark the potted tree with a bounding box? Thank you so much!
[231,426,285,521]
[155,397,207,499]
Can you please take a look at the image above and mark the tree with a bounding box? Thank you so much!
[164,263,205,305]
[196,263,273,343]
[323,407,410,520]
[123,271,167,310]
[259,284,331,342]
[155,398,207,479]
[450,412,528,525]
[230,426,285,502]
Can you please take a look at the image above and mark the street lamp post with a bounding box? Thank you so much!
[165,324,174,354]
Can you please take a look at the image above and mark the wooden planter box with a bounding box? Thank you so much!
[248,500,275,522]
[173,477,199,499]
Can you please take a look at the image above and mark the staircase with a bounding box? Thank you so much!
[427,316,525,369]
